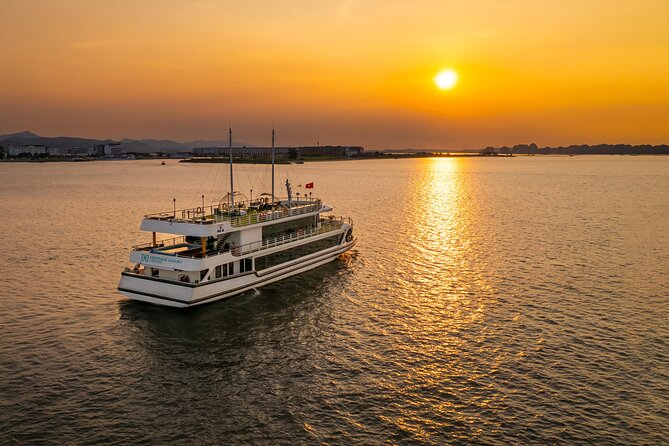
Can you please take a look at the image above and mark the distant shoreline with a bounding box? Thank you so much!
[482,143,669,156]
[2,152,668,164]
[3,131,668,159]
[179,152,487,164]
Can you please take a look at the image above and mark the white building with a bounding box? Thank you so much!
[192,147,291,157]
[103,143,122,157]
[8,144,46,156]
[48,147,70,156]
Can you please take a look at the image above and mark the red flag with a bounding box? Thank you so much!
[305,182,314,189]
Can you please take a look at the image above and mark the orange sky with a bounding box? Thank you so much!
[1,0,668,149]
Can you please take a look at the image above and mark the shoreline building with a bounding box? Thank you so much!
[297,146,363,157]
[103,142,122,157]
[7,142,123,158]
[8,144,47,156]
[192,145,364,159]
[92,142,123,157]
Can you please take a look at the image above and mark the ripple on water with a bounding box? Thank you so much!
[0,158,668,444]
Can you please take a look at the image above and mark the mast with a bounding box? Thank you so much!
[229,127,234,208]
[271,127,275,204]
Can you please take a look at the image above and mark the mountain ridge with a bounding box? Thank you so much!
[0,131,252,153]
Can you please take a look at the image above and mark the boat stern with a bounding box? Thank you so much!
[117,272,195,308]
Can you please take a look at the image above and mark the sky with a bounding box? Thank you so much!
[1,0,668,149]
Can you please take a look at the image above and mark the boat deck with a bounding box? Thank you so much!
[133,218,350,260]
[144,199,324,228]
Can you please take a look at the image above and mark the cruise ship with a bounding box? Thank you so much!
[117,130,356,308]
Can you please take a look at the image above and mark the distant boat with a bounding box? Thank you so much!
[161,161,166,165]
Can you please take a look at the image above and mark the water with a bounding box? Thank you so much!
[1,157,668,444]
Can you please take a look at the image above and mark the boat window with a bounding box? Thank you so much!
[239,258,253,273]
[262,216,313,239]
[215,263,231,278]
[255,234,341,271]
[151,268,159,278]
[228,262,234,275]
[200,269,209,281]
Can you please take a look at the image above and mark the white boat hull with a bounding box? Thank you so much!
[118,238,356,308]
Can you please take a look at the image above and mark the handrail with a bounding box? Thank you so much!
[132,216,352,252]
[234,221,344,256]
[142,198,323,227]
[131,218,351,260]
[227,202,322,227]
[322,215,352,227]
[133,235,186,250]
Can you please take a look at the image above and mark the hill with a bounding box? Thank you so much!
[0,130,40,141]
[0,131,251,153]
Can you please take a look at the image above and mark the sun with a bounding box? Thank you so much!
[434,69,458,90]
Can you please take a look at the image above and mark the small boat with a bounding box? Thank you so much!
[117,129,356,308]
[161,161,166,165]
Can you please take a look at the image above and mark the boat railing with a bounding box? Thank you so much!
[322,215,353,227]
[143,198,323,227]
[131,216,351,259]
[234,220,345,256]
[133,235,186,251]
[226,202,323,227]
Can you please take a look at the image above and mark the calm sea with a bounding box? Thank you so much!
[1,157,667,445]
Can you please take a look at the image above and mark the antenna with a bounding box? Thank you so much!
[271,126,275,204]
[285,178,292,209]
[229,126,234,208]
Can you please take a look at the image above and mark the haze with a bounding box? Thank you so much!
[1,0,668,149]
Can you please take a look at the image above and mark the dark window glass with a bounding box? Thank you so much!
[262,216,313,239]
[214,263,230,279]
[255,234,341,271]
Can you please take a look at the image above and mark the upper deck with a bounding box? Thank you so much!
[140,198,332,237]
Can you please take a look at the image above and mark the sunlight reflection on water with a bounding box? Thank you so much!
[374,157,502,442]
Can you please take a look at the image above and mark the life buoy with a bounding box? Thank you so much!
[196,206,202,214]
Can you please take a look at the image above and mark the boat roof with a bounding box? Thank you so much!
[140,199,332,237]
